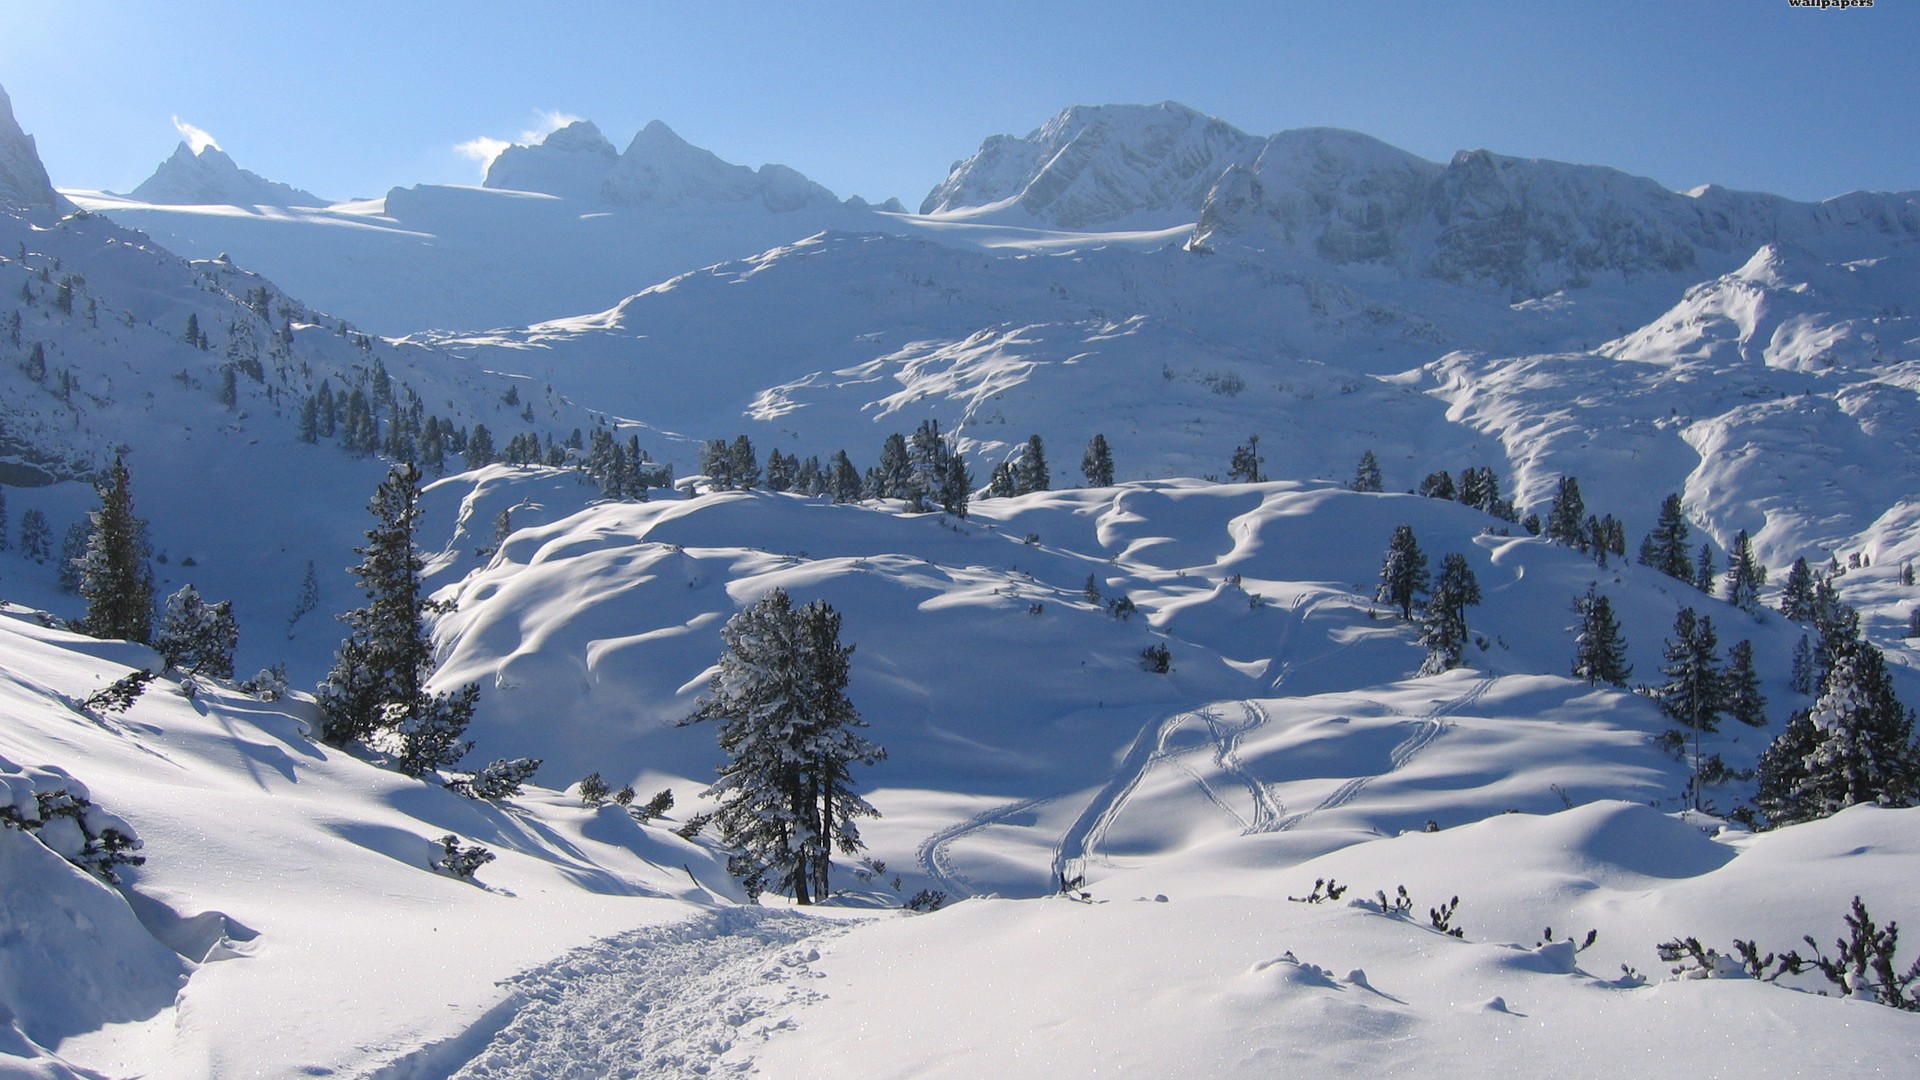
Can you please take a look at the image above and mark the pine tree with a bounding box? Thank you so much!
[1693,543,1716,594]
[183,312,201,347]
[1755,641,1919,826]
[24,342,45,382]
[218,366,237,410]
[1658,608,1724,809]
[18,509,50,563]
[1016,434,1051,493]
[1544,476,1587,549]
[1779,557,1816,621]
[1723,530,1766,614]
[0,486,7,552]
[298,395,319,443]
[155,585,238,678]
[938,448,971,518]
[1227,435,1262,484]
[1082,434,1115,487]
[1417,470,1455,500]
[1724,640,1767,728]
[79,456,155,645]
[827,451,861,503]
[56,520,86,592]
[1457,466,1499,513]
[876,433,913,500]
[1376,524,1430,620]
[907,420,948,509]
[1572,585,1631,687]
[987,461,1017,499]
[765,449,796,493]
[318,463,477,776]
[1417,553,1481,676]
[728,435,760,490]
[1351,450,1382,493]
[1791,634,1818,695]
[465,424,495,470]
[689,589,883,903]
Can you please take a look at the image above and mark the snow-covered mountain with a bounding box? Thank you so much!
[0,85,63,212]
[127,142,326,207]
[8,81,1920,1080]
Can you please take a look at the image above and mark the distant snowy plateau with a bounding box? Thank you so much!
[3,87,1919,1077]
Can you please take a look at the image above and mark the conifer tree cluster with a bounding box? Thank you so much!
[1414,463,1518,520]
[688,588,884,903]
[318,463,479,777]
[1417,553,1482,676]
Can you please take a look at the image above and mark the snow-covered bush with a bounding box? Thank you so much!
[238,663,288,701]
[577,772,609,807]
[0,766,146,883]
[1658,897,1919,1010]
[905,889,947,912]
[155,584,238,678]
[632,788,674,823]
[448,757,542,801]
[1139,643,1171,673]
[82,669,156,714]
[430,834,495,881]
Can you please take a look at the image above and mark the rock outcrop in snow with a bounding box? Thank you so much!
[0,84,62,211]
[129,142,325,207]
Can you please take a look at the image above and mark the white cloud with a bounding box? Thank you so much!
[171,115,220,154]
[454,110,584,179]
[522,110,584,144]
[454,136,512,177]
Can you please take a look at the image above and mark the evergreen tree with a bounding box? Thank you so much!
[728,435,760,490]
[155,585,238,678]
[183,312,201,347]
[1543,476,1587,549]
[1779,557,1816,622]
[218,366,237,410]
[795,455,823,496]
[907,420,949,508]
[25,342,45,382]
[1457,466,1498,513]
[1659,607,1726,808]
[18,509,49,563]
[765,450,796,493]
[689,589,883,904]
[1755,641,1919,826]
[56,520,87,592]
[1638,493,1693,580]
[78,456,155,645]
[0,486,6,551]
[1724,639,1767,728]
[1016,434,1051,493]
[1417,553,1481,676]
[298,395,319,443]
[1376,524,1430,620]
[1083,434,1115,487]
[827,451,861,503]
[315,380,337,438]
[1693,542,1716,594]
[1723,530,1766,614]
[876,433,914,500]
[1790,634,1818,696]
[464,424,495,469]
[317,463,477,776]
[938,448,971,518]
[1572,586,1632,687]
[1351,450,1382,493]
[987,461,1017,499]
[1227,435,1262,484]
[1417,470,1455,500]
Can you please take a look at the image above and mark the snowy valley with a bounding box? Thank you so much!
[2,84,1919,1078]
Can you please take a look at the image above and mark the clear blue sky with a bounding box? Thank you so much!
[3,0,1915,205]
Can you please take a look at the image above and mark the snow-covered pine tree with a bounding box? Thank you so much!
[938,445,971,518]
[987,460,1017,499]
[1658,607,1724,808]
[1351,450,1383,493]
[155,584,238,678]
[1417,470,1454,500]
[1778,557,1816,621]
[1377,525,1430,620]
[908,420,948,508]
[78,455,155,645]
[1543,476,1587,549]
[317,463,477,776]
[728,435,760,490]
[1572,585,1631,687]
[1016,434,1051,493]
[1755,640,1919,826]
[1724,640,1767,728]
[690,588,883,904]
[1226,435,1261,484]
[1723,530,1766,614]
[1417,553,1481,676]
[699,438,735,492]
[1083,434,1115,487]
[765,449,796,493]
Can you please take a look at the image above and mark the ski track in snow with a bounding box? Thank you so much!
[915,792,1058,898]
[385,908,846,1080]
[1272,674,1493,832]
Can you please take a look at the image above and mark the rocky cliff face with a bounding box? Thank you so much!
[0,85,61,212]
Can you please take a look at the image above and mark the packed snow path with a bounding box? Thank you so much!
[389,909,847,1080]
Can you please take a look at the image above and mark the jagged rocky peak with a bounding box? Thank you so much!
[0,83,62,211]
[482,120,619,201]
[598,120,838,211]
[921,101,1265,227]
[129,142,325,207]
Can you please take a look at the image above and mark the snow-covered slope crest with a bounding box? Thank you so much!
[127,141,326,207]
[0,84,65,213]
[484,117,844,213]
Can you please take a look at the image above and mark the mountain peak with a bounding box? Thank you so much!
[483,120,619,200]
[0,84,63,211]
[920,101,1262,227]
[128,141,324,207]
[601,121,838,211]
